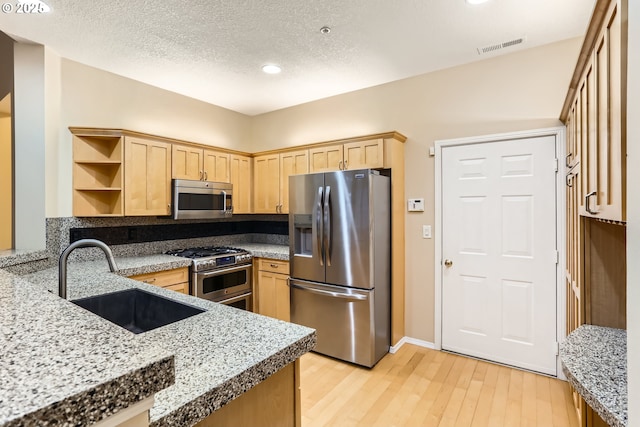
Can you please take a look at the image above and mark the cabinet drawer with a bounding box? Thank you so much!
[164,282,188,294]
[258,259,290,275]
[130,267,189,287]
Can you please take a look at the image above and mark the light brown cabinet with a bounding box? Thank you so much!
[563,0,626,222]
[560,0,627,425]
[124,136,172,216]
[230,154,252,213]
[72,131,172,217]
[254,259,290,322]
[253,150,308,214]
[309,139,383,172]
[172,144,230,183]
[195,360,300,427]
[129,267,189,294]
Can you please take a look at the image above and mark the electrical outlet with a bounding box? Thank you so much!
[423,225,432,239]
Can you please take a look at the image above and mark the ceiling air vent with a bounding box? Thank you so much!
[477,36,526,55]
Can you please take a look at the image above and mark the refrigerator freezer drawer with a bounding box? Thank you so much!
[290,279,389,368]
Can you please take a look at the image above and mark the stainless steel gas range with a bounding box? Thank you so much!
[165,246,253,311]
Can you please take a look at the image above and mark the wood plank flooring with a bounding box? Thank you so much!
[300,344,578,427]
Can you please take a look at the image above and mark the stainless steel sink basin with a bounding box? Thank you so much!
[72,288,205,334]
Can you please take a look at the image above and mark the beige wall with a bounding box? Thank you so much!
[50,58,252,217]
[0,113,11,250]
[250,37,582,343]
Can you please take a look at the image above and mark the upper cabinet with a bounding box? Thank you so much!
[124,136,172,216]
[71,129,251,217]
[309,139,384,172]
[560,0,626,222]
[72,130,172,217]
[172,144,230,183]
[253,149,309,214]
[230,154,252,214]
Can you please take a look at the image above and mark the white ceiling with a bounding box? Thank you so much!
[0,0,595,116]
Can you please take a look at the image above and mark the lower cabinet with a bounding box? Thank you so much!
[195,360,300,427]
[129,267,189,294]
[255,259,290,322]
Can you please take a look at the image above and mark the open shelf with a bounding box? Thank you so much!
[72,133,124,216]
[73,189,123,217]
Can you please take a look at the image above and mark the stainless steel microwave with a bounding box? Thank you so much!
[172,179,233,220]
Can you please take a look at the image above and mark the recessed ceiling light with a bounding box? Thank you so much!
[262,64,282,74]
[466,0,489,4]
[320,26,331,34]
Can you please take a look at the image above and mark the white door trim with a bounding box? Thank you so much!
[434,126,567,378]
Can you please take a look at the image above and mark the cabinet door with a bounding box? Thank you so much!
[343,139,384,170]
[592,1,624,221]
[256,270,290,322]
[584,59,599,217]
[309,145,343,172]
[230,154,252,213]
[125,137,172,216]
[172,144,203,180]
[203,149,231,183]
[279,150,309,214]
[253,154,281,213]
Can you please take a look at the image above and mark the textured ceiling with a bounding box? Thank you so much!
[0,0,595,115]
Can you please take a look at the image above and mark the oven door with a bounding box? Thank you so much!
[193,264,252,303]
[219,292,253,311]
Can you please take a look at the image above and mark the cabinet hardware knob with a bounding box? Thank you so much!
[199,170,203,180]
[565,153,572,167]
[344,160,348,170]
[270,264,278,268]
[338,160,343,170]
[204,171,208,181]
[444,259,453,268]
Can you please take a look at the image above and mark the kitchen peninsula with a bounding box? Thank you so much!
[0,249,315,427]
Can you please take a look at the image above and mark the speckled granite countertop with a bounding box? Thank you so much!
[3,245,314,427]
[237,243,289,260]
[0,269,175,427]
[560,325,627,427]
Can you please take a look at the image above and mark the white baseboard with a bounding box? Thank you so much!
[390,336,436,353]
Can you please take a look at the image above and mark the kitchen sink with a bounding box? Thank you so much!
[72,288,205,334]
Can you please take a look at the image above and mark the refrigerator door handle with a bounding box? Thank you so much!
[290,283,368,301]
[316,186,324,266]
[323,185,331,266]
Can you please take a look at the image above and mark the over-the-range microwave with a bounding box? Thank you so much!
[172,179,233,220]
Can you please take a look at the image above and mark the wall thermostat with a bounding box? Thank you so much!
[407,198,425,212]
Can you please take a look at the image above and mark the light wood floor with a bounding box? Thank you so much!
[300,344,578,427]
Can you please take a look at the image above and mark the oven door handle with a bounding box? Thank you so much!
[219,292,252,305]
[197,263,251,277]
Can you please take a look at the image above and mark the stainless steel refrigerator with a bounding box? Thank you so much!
[289,169,390,368]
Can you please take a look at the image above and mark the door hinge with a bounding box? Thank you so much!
[554,341,559,356]
[554,158,559,172]
[555,250,559,264]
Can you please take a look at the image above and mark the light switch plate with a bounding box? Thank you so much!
[408,198,425,212]
[423,225,432,239]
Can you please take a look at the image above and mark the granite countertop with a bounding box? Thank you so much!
[0,269,175,427]
[560,325,627,427]
[236,243,289,260]
[4,244,314,427]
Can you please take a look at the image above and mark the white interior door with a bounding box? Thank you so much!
[441,135,558,375]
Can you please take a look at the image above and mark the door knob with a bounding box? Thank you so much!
[444,259,453,268]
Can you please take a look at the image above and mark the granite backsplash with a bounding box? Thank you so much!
[3,215,289,275]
